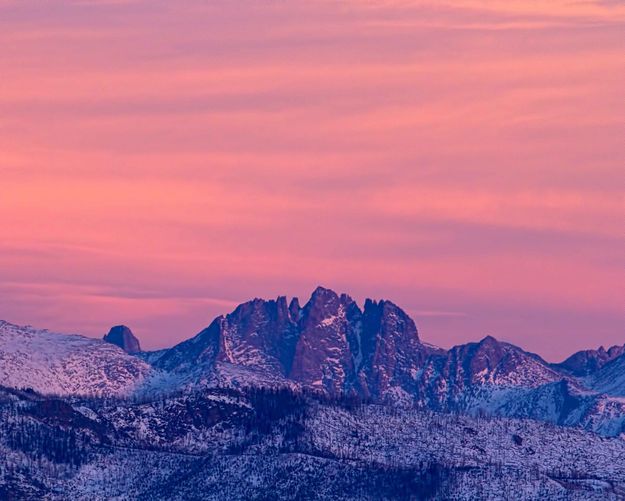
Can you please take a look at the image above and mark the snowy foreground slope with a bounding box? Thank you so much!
[2,385,625,500]
[0,321,157,397]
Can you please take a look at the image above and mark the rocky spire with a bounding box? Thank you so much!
[103,325,141,354]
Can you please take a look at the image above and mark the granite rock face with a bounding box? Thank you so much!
[153,286,431,399]
[217,296,301,375]
[289,287,360,395]
[356,298,428,399]
[103,325,142,354]
[144,287,625,428]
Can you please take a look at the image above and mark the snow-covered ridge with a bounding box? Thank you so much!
[5,384,625,499]
[0,320,155,397]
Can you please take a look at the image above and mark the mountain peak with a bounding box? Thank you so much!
[304,287,355,317]
[288,297,301,319]
[479,335,500,346]
[103,325,141,354]
[310,285,338,300]
[554,343,625,377]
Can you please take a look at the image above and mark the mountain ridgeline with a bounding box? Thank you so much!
[3,287,625,499]
[143,287,607,412]
[2,287,625,431]
[152,286,433,400]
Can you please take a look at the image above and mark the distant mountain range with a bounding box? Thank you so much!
[2,287,625,434]
[2,287,625,498]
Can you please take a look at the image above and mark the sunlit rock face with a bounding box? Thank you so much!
[151,286,432,400]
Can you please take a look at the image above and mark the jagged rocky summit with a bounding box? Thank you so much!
[151,286,433,400]
[139,286,625,434]
[2,286,625,435]
[4,288,625,499]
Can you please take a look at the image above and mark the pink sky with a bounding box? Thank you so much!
[1,0,624,361]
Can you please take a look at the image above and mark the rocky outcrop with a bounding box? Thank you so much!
[289,287,360,395]
[356,299,428,399]
[217,296,300,375]
[103,325,141,354]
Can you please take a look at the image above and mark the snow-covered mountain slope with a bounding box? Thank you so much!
[4,286,625,438]
[587,353,625,397]
[553,344,625,377]
[415,335,572,412]
[490,379,625,435]
[148,288,566,407]
[5,385,625,499]
[3,286,625,499]
[132,287,625,434]
[150,316,222,373]
[0,320,156,397]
